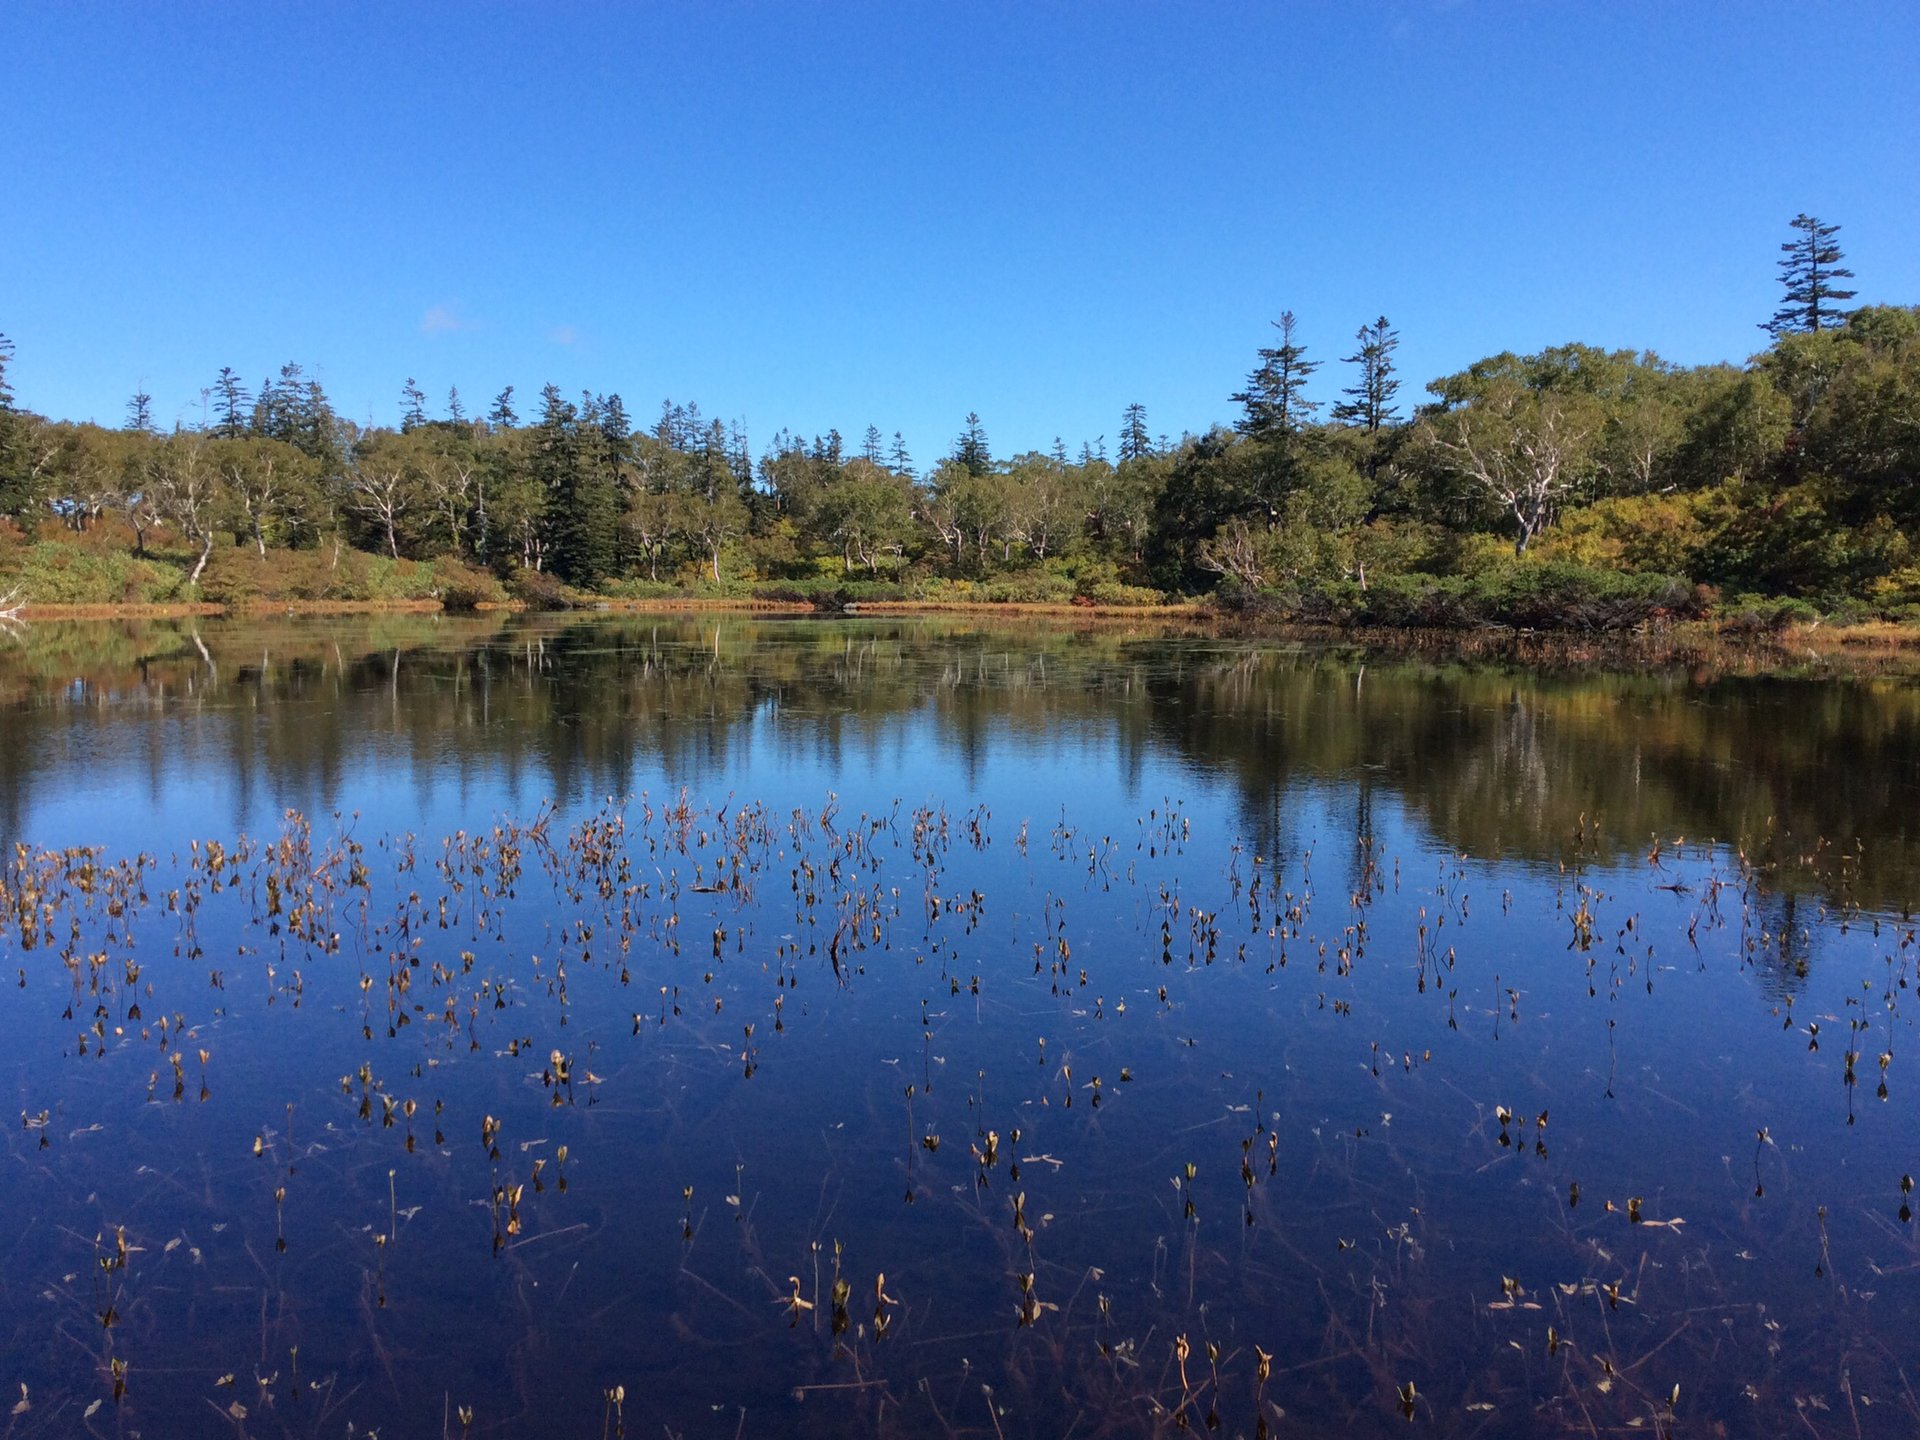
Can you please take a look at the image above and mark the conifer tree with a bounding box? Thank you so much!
[126,389,155,432]
[1331,317,1401,432]
[1231,312,1319,440]
[889,431,913,475]
[1764,214,1858,337]
[213,367,252,438]
[447,386,466,423]
[400,378,428,432]
[953,413,991,476]
[535,383,616,586]
[0,334,20,516]
[489,385,518,428]
[1119,403,1153,461]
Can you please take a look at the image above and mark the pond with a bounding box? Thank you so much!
[1,612,1917,1437]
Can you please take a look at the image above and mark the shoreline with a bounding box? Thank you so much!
[13,596,1920,664]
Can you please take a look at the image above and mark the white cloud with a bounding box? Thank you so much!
[421,303,474,335]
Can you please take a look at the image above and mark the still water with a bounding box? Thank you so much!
[1,613,1917,1437]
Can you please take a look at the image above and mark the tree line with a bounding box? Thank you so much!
[0,214,1913,612]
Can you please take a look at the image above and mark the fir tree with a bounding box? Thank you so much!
[0,334,25,516]
[447,386,466,423]
[213,367,252,438]
[953,413,991,476]
[126,388,154,433]
[489,385,518,428]
[1119,403,1153,461]
[401,378,428,432]
[1331,317,1401,432]
[535,383,616,586]
[862,425,884,463]
[1231,312,1319,440]
[1765,213,1858,337]
[889,431,913,475]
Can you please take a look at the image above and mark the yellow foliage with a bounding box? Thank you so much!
[1537,491,1712,575]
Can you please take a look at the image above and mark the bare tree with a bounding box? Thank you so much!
[1422,387,1595,555]
[217,440,305,557]
[1196,516,1267,590]
[621,489,677,581]
[344,459,411,558]
[422,451,477,556]
[149,435,223,584]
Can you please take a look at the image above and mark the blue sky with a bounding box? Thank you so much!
[3,2,1916,463]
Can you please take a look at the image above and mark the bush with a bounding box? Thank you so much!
[1717,594,1821,634]
[1084,581,1170,607]
[8,539,186,605]
[507,566,573,611]
[1224,562,1697,632]
[431,558,508,610]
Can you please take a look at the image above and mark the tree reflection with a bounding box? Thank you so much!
[0,616,1915,913]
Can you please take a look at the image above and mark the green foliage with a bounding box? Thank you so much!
[1230,562,1695,632]
[3,290,1919,628]
[8,537,187,605]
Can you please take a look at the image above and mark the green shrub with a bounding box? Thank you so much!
[1224,562,1696,632]
[1718,594,1821,633]
[1084,581,1169,607]
[10,540,187,605]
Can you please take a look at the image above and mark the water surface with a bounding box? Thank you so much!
[0,614,1915,1437]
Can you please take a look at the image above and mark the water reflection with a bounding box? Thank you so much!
[2,615,1917,1437]
[2,614,1917,909]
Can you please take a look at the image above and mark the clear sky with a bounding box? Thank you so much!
[4,2,1916,464]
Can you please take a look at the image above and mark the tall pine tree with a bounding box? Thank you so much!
[213,367,252,438]
[1231,313,1319,440]
[400,378,428,432]
[953,412,992,475]
[1119,403,1153,461]
[0,334,21,517]
[1331,317,1400,432]
[1764,214,1858,337]
[534,383,616,586]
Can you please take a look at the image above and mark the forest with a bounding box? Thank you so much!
[1,216,1915,627]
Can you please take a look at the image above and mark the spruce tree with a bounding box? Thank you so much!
[0,334,31,516]
[1119,403,1153,461]
[1764,214,1858,337]
[1231,312,1319,440]
[535,383,616,586]
[889,432,913,475]
[1331,317,1401,432]
[213,367,252,438]
[126,389,155,432]
[401,378,428,432]
[447,386,466,423]
[861,425,884,463]
[954,413,991,475]
[489,385,518,428]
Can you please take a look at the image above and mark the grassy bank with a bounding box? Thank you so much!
[10,529,1920,655]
